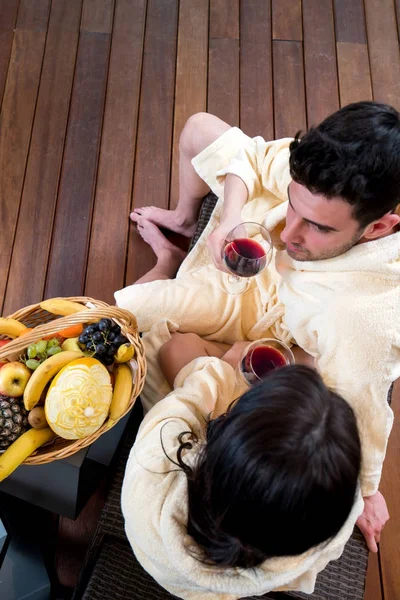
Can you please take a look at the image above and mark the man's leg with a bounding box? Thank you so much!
[131,113,232,237]
[134,220,187,284]
[158,332,231,387]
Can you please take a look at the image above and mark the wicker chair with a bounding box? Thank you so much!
[73,193,371,600]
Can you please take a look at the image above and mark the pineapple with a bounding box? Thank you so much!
[0,395,30,451]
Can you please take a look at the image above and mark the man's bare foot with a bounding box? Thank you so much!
[136,218,187,265]
[130,206,197,237]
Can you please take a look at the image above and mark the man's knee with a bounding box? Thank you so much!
[180,113,211,154]
[180,112,231,157]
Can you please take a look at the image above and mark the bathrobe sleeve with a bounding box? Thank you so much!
[313,299,400,497]
[216,137,293,202]
[134,356,237,448]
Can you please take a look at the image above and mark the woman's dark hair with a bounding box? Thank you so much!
[289,101,400,227]
[173,365,361,569]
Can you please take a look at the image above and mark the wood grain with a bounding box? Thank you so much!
[364,0,400,109]
[45,5,114,298]
[210,0,239,38]
[3,0,82,315]
[126,0,179,284]
[364,551,383,600]
[85,0,146,304]
[81,0,114,33]
[0,0,20,106]
[378,380,400,600]
[208,38,239,126]
[0,0,50,315]
[240,0,274,139]
[273,41,307,138]
[169,0,208,209]
[302,0,339,126]
[272,0,302,41]
[334,0,367,43]
[336,42,372,106]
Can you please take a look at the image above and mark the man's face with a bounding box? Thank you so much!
[280,181,363,261]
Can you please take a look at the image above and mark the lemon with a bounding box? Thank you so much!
[45,357,112,439]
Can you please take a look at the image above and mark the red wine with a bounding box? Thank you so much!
[241,345,287,383]
[223,238,267,277]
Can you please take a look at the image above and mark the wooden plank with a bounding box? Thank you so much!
[378,380,400,600]
[81,0,114,33]
[0,0,50,316]
[334,0,372,106]
[273,41,307,138]
[169,0,208,209]
[272,0,302,41]
[16,0,50,30]
[395,0,400,40]
[364,551,383,600]
[125,0,178,284]
[208,38,239,126]
[44,2,114,299]
[3,0,82,316]
[302,0,339,126]
[85,0,146,304]
[334,0,367,43]
[336,43,372,106]
[210,0,239,38]
[0,0,20,106]
[364,0,400,109]
[240,0,273,139]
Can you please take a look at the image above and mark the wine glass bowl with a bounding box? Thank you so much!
[221,222,273,294]
[238,338,294,387]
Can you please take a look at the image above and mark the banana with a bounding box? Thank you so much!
[0,317,28,338]
[40,298,89,316]
[114,343,135,363]
[107,363,133,428]
[23,350,84,410]
[0,427,56,481]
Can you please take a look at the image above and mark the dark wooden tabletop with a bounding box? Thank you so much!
[0,1,399,598]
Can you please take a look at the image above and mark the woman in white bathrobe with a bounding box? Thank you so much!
[122,349,363,600]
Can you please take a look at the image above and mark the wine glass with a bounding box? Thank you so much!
[221,222,273,294]
[237,338,294,387]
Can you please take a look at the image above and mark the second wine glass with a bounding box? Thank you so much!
[221,222,273,294]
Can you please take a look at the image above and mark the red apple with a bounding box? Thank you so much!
[0,339,10,348]
[0,362,31,397]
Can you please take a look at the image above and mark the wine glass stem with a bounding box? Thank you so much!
[228,274,241,284]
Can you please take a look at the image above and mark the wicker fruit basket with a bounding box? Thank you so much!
[0,297,146,465]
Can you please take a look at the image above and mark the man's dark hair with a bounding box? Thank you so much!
[170,365,361,569]
[289,101,400,227]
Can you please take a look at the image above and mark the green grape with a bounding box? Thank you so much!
[36,340,48,354]
[47,338,60,348]
[47,346,62,356]
[26,359,41,370]
[27,344,37,359]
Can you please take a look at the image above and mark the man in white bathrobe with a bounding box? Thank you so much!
[123,102,400,555]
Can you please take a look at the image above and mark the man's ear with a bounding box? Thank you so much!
[362,212,400,240]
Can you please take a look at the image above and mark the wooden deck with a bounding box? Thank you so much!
[0,1,399,598]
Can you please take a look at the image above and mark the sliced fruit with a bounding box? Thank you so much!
[107,363,133,428]
[0,318,28,338]
[23,350,84,410]
[40,298,88,316]
[0,427,56,481]
[45,357,112,439]
[114,343,135,363]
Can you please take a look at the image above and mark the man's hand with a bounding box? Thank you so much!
[356,490,389,552]
[206,218,243,270]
